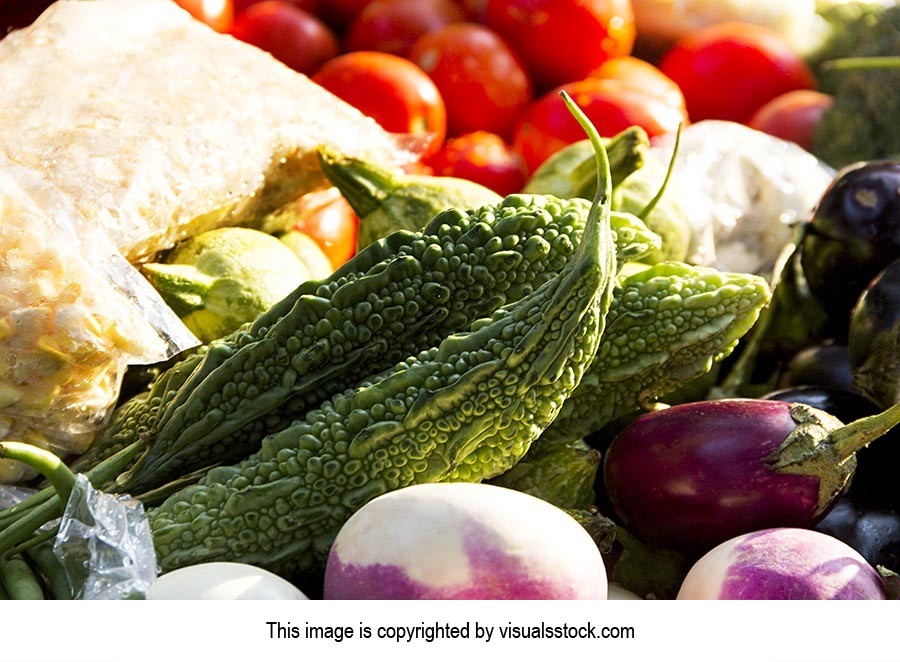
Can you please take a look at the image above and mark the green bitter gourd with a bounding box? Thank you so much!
[147,92,618,573]
[114,196,659,495]
[542,261,771,443]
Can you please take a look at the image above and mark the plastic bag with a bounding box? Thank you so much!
[0,0,413,263]
[53,474,157,600]
[0,155,196,481]
[647,121,835,277]
[0,0,412,479]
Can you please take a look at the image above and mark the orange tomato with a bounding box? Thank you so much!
[290,189,359,269]
[173,0,235,32]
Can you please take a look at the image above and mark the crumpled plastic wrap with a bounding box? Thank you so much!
[53,474,157,600]
[647,121,836,277]
[0,483,37,512]
[0,0,412,480]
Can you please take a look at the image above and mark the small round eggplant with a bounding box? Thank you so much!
[603,398,900,551]
[800,160,900,333]
[849,257,900,410]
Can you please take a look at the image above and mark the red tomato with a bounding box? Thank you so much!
[233,0,320,16]
[659,22,816,124]
[425,131,527,196]
[290,190,359,268]
[319,0,377,29]
[484,0,635,91]
[588,56,686,113]
[408,24,533,140]
[313,52,447,157]
[449,0,488,21]
[344,0,465,56]
[231,2,338,75]
[174,0,235,32]
[748,90,834,152]
[512,78,687,174]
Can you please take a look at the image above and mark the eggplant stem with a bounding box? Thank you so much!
[0,442,76,506]
[827,400,900,462]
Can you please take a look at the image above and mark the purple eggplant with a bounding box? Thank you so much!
[603,398,900,552]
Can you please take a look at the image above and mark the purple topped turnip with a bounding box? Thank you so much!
[677,528,886,600]
[603,397,900,551]
[323,482,608,600]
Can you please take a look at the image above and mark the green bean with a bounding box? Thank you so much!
[0,554,44,600]
[27,543,72,600]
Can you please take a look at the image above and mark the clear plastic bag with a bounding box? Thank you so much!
[0,0,413,479]
[0,155,196,479]
[0,0,414,263]
[53,475,157,600]
[648,121,836,277]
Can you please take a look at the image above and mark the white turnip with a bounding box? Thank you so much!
[323,482,608,599]
[677,528,886,600]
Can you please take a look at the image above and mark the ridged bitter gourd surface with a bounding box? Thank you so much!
[148,162,618,573]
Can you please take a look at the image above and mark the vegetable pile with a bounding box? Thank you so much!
[1,0,899,601]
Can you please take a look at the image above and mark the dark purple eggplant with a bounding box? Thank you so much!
[814,496,899,570]
[800,161,900,336]
[849,257,900,410]
[763,385,873,421]
[778,344,856,393]
[603,398,900,552]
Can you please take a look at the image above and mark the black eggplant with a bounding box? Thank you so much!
[849,257,900,410]
[778,344,856,393]
[800,161,900,337]
[814,496,900,571]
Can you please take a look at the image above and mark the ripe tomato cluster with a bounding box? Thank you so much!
[167,0,824,267]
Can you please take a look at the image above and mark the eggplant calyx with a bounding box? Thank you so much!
[767,400,900,514]
[763,403,855,515]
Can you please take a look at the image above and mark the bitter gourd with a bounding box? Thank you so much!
[316,146,503,250]
[323,129,648,251]
[541,261,771,443]
[488,437,600,510]
[147,93,618,573]
[115,196,659,494]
